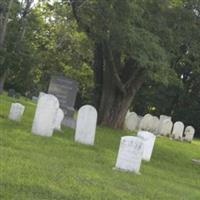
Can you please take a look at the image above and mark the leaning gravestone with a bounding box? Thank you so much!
[172,121,184,140]
[115,136,144,174]
[159,119,173,136]
[184,126,195,142]
[32,94,59,137]
[53,108,64,131]
[137,131,156,161]
[8,103,25,122]
[124,112,138,131]
[75,105,97,145]
[48,75,78,129]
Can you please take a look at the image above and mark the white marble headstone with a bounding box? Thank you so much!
[139,114,153,131]
[8,103,25,122]
[159,119,173,136]
[124,112,138,131]
[32,94,59,137]
[53,108,64,131]
[75,105,97,145]
[115,136,144,174]
[137,131,156,161]
[151,116,160,134]
[184,126,195,142]
[158,115,172,133]
[172,121,184,140]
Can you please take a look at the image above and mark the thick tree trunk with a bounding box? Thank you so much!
[99,80,144,129]
[0,70,7,94]
[93,43,103,110]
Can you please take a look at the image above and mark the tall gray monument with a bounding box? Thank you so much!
[48,75,78,129]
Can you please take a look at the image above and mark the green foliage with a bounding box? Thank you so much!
[0,95,200,199]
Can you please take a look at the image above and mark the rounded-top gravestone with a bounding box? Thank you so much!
[53,108,64,131]
[124,112,138,131]
[75,105,97,145]
[151,116,160,134]
[8,103,25,122]
[137,131,156,161]
[184,126,195,142]
[172,121,184,140]
[139,114,153,131]
[159,119,173,136]
[115,136,144,174]
[32,94,59,137]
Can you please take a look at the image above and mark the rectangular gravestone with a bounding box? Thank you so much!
[48,75,78,129]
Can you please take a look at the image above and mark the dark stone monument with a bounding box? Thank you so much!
[48,75,78,129]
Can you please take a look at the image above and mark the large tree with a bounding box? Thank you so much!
[70,0,199,128]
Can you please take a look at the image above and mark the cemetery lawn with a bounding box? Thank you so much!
[0,94,200,200]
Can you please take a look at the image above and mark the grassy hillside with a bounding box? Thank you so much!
[0,94,200,200]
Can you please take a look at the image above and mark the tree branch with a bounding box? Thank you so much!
[103,41,126,95]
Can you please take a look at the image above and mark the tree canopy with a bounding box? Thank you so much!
[0,0,199,135]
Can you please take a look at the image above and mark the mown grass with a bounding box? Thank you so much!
[0,94,200,200]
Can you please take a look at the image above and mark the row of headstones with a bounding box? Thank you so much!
[8,93,97,144]
[124,112,195,142]
[8,93,157,174]
[8,93,64,132]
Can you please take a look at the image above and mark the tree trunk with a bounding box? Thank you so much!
[99,81,144,129]
[0,70,8,94]
[93,43,103,110]
[98,51,145,128]
[0,0,14,48]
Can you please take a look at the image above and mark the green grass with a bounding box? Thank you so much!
[0,94,200,200]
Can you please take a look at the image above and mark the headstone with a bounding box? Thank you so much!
[53,108,64,131]
[48,75,78,129]
[159,119,173,136]
[184,126,195,142]
[137,131,156,161]
[139,114,153,131]
[75,105,97,145]
[172,121,184,140]
[158,115,172,133]
[125,110,131,119]
[124,112,138,131]
[115,136,144,174]
[8,103,25,122]
[32,94,59,137]
[8,89,16,98]
[151,116,160,134]
[137,116,143,129]
[32,96,38,102]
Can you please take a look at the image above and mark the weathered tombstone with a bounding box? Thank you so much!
[137,131,156,161]
[8,89,16,98]
[48,75,78,129]
[32,94,59,137]
[32,96,38,102]
[15,93,21,99]
[172,121,184,140]
[151,116,160,134]
[75,105,97,145]
[158,115,172,134]
[115,136,144,174]
[184,126,195,142]
[159,119,173,136]
[137,116,143,129]
[124,112,138,131]
[139,114,153,131]
[53,108,64,131]
[8,103,25,122]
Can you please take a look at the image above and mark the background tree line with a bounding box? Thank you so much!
[0,0,199,136]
